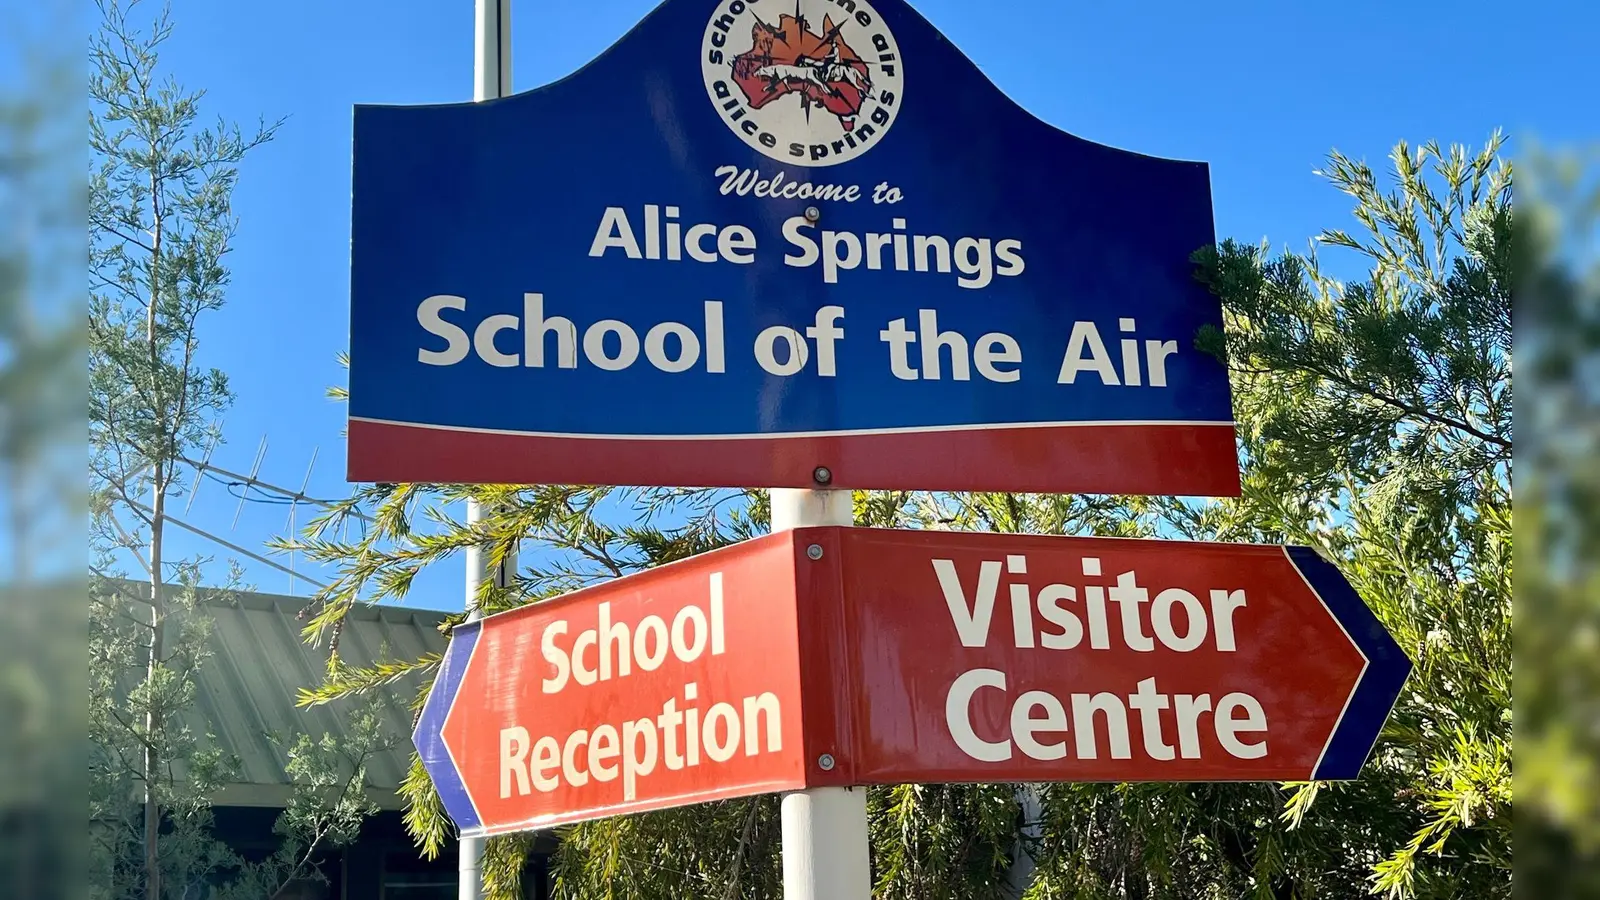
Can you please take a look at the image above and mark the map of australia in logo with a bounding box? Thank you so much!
[702,0,904,167]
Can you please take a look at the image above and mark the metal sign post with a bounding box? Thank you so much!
[457,499,490,900]
[460,3,511,898]
[770,488,868,900]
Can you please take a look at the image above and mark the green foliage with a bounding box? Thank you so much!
[1194,138,1510,519]
[1189,137,1512,899]
[550,797,784,899]
[871,782,1016,899]
[295,136,1512,898]
[86,3,386,897]
[89,0,275,892]
[207,700,391,900]
[89,0,279,505]
[88,573,392,899]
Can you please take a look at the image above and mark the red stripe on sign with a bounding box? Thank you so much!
[346,419,1241,496]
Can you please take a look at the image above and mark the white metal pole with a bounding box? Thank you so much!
[459,500,490,900]
[462,5,511,899]
[771,487,871,900]
[456,831,485,900]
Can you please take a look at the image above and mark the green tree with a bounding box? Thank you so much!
[291,136,1512,899]
[89,0,275,892]
[88,2,388,897]
[89,572,393,899]
[1178,136,1512,898]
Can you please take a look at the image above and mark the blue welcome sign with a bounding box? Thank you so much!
[348,0,1240,495]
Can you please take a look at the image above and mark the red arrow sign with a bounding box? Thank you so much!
[800,528,1409,787]
[415,536,811,837]
[415,528,1409,837]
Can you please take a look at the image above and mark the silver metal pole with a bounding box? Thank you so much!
[461,4,511,897]
[474,0,511,103]
[459,497,519,896]
[771,487,870,900]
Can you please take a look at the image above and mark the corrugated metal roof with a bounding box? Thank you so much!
[119,581,450,810]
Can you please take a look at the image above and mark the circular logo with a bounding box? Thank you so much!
[702,0,904,167]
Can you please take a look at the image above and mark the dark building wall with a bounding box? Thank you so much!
[211,807,549,899]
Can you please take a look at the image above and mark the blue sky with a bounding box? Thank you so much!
[128,0,1586,609]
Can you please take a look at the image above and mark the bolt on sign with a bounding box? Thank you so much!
[414,528,1410,837]
[347,0,1241,497]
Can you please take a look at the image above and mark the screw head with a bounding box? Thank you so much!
[818,753,836,771]
[806,543,824,560]
[812,465,833,485]
[804,205,821,222]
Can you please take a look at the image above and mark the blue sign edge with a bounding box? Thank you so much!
[349,0,1213,171]
[413,619,485,831]
[1286,546,1413,781]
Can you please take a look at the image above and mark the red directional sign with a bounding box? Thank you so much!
[800,529,1410,787]
[415,536,811,837]
[415,528,1409,837]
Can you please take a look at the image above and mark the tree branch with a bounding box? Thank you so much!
[721,799,762,900]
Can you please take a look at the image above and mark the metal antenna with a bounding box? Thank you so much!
[286,446,319,594]
[104,442,368,599]
[178,455,372,524]
[232,435,268,530]
[125,496,330,590]
[184,431,222,516]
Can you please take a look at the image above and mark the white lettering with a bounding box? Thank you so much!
[703,702,741,763]
[621,718,658,801]
[1152,588,1207,652]
[782,216,819,268]
[670,603,708,663]
[946,668,1011,762]
[473,314,519,367]
[754,325,808,376]
[805,306,846,377]
[500,726,530,798]
[541,622,570,694]
[1209,590,1247,651]
[589,207,643,258]
[589,724,620,782]
[933,558,1002,647]
[523,293,577,369]
[643,321,701,373]
[974,333,1022,382]
[417,295,470,365]
[583,320,640,371]
[1216,693,1268,759]
[1058,321,1120,385]
[1012,691,1068,760]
